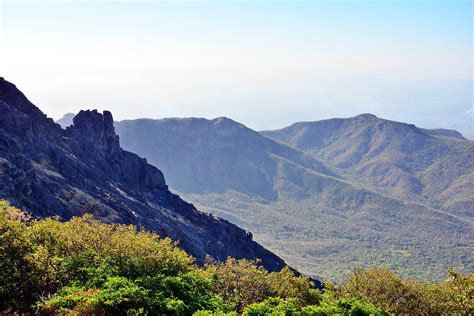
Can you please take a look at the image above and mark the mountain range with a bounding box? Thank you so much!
[0,78,286,272]
[263,114,473,213]
[53,113,473,281]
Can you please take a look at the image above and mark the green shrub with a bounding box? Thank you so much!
[193,310,238,316]
[0,201,222,314]
[242,297,387,316]
[329,267,473,315]
[1,200,470,315]
[204,258,320,312]
[0,201,37,312]
[243,297,300,315]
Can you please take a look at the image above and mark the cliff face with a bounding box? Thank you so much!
[0,78,285,271]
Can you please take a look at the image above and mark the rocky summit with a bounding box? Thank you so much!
[0,77,285,272]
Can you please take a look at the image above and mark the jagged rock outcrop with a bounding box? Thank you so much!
[0,77,286,271]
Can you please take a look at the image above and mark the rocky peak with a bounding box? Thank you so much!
[352,113,378,122]
[0,80,287,272]
[56,112,76,128]
[0,77,56,129]
[67,110,121,156]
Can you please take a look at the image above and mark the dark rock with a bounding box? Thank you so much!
[0,78,286,272]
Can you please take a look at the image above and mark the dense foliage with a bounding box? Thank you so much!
[1,201,472,315]
[331,267,474,315]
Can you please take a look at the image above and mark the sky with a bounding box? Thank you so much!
[0,0,473,138]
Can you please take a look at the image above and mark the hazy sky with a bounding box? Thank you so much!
[1,0,472,137]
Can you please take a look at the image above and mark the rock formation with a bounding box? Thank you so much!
[0,77,285,272]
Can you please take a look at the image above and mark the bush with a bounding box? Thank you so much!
[267,267,321,306]
[330,267,474,315]
[0,201,37,312]
[193,311,238,316]
[2,200,470,315]
[242,297,388,316]
[243,297,299,315]
[204,258,320,312]
[0,201,224,314]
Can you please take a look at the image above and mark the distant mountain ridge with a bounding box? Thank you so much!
[262,114,474,212]
[96,112,474,281]
[56,112,75,128]
[0,77,286,272]
[115,116,337,201]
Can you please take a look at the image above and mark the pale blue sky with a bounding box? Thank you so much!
[0,0,472,137]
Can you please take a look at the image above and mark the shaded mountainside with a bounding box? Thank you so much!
[0,78,285,272]
[116,117,336,201]
[110,114,473,281]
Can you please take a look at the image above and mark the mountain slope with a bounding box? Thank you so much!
[0,77,285,271]
[113,115,473,281]
[262,114,474,212]
[116,117,337,201]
